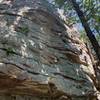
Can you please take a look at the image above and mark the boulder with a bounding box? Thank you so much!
[0,0,97,100]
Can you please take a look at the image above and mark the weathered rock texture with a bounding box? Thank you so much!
[0,0,98,100]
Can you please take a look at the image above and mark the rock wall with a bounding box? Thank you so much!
[0,0,97,100]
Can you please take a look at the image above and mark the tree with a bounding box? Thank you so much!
[54,0,100,61]
[82,0,100,35]
[70,0,100,61]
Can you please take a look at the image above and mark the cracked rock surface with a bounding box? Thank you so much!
[0,0,98,100]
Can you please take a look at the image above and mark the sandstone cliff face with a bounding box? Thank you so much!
[0,0,98,100]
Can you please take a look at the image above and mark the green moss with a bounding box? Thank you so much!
[5,47,15,56]
[16,26,30,35]
[20,26,29,33]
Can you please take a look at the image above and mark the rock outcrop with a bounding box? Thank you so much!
[0,0,98,100]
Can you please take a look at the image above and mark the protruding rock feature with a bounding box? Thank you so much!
[0,0,98,100]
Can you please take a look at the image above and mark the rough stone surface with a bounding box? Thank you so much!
[0,0,97,100]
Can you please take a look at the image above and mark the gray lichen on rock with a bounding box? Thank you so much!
[0,0,98,100]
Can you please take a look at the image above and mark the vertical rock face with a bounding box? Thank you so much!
[0,0,97,100]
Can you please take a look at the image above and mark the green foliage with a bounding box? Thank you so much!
[82,0,100,34]
[54,0,77,25]
[20,26,29,34]
[96,34,100,43]
[0,47,15,56]
[55,0,66,8]
[54,0,100,35]
[80,31,88,42]
[17,26,30,35]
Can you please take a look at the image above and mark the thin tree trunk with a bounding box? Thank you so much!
[70,0,100,61]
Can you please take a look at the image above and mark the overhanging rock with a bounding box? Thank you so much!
[0,0,97,100]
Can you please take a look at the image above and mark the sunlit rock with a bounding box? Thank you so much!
[0,0,97,100]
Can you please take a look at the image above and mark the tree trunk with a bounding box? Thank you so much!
[0,0,98,100]
[70,0,100,61]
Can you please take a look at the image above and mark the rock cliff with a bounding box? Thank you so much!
[0,0,98,100]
